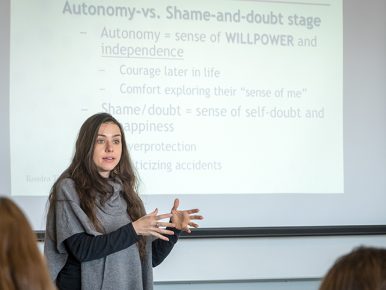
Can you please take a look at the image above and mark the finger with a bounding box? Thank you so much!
[156,213,173,220]
[189,215,204,220]
[155,221,175,228]
[149,208,158,216]
[185,209,200,214]
[172,198,179,211]
[150,231,170,241]
[152,223,176,235]
[189,222,199,228]
[158,228,175,236]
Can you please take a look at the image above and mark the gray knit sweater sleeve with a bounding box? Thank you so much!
[44,178,100,281]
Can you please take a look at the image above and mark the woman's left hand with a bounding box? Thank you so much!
[170,198,203,233]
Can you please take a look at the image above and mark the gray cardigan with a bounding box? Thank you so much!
[44,178,154,290]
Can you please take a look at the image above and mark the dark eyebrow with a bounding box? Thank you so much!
[97,134,122,137]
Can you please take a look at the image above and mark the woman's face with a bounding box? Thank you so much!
[93,122,122,178]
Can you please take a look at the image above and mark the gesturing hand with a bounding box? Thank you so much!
[170,198,204,233]
[132,209,175,241]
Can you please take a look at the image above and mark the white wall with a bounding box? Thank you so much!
[39,235,386,289]
[154,279,321,290]
[153,235,386,282]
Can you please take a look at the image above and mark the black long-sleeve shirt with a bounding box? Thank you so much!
[56,223,180,290]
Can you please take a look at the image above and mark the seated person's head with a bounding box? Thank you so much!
[319,246,386,290]
[0,197,55,290]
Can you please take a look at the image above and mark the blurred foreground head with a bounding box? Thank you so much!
[319,246,386,290]
[0,197,55,290]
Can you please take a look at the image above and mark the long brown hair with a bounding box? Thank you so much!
[319,246,386,290]
[48,113,147,259]
[0,197,56,290]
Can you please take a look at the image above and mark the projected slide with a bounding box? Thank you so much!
[10,0,343,196]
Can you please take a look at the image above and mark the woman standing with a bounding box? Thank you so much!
[44,113,202,290]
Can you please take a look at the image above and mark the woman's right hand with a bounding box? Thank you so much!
[132,209,175,241]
